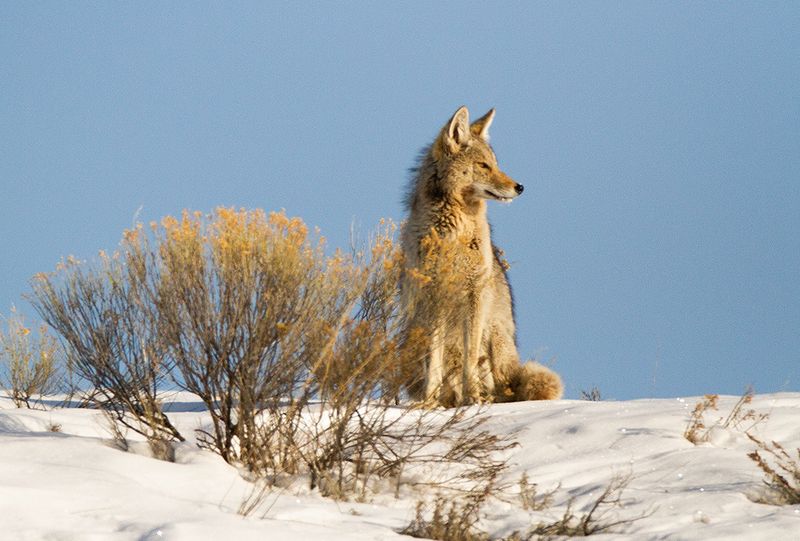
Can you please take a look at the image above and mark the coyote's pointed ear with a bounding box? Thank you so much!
[438,106,471,156]
[470,108,495,142]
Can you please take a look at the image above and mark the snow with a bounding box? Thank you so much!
[1,393,798,540]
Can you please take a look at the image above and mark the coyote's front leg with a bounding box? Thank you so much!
[424,324,446,407]
[462,288,491,404]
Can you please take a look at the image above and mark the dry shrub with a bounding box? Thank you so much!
[747,434,800,505]
[719,388,769,432]
[684,394,719,444]
[519,472,558,511]
[321,221,409,401]
[402,496,489,541]
[154,208,362,465]
[403,474,649,541]
[0,308,61,408]
[262,403,514,505]
[517,473,651,539]
[684,388,768,444]
[400,442,510,541]
[31,243,183,458]
[579,387,602,402]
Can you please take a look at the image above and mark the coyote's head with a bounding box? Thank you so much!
[428,106,524,205]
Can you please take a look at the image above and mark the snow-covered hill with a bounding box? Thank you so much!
[1,393,798,540]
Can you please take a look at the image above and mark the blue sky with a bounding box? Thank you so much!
[2,2,798,399]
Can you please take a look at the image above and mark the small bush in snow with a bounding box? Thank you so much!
[684,388,767,444]
[518,472,558,511]
[155,208,363,466]
[521,473,650,539]
[579,387,602,401]
[402,496,489,541]
[401,460,506,541]
[683,394,719,444]
[747,434,800,505]
[0,308,61,409]
[402,473,651,541]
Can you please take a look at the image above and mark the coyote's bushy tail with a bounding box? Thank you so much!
[497,362,563,402]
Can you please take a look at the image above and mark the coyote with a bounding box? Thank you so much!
[401,106,563,407]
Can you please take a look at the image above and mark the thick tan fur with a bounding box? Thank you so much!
[401,106,563,407]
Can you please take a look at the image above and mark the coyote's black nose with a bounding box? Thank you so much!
[515,183,524,194]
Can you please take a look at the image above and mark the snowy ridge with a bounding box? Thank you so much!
[1,393,798,540]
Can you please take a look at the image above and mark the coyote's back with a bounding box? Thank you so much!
[400,106,563,407]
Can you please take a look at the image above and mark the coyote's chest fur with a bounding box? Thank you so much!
[409,198,493,288]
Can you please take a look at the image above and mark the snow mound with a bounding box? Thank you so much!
[1,393,798,540]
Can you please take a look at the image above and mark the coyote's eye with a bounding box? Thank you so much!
[478,162,492,171]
